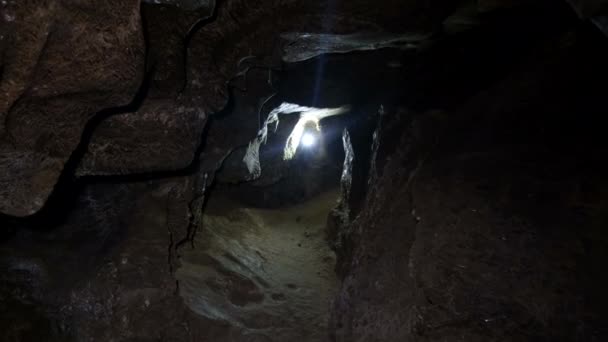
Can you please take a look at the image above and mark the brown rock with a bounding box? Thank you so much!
[77,99,206,176]
[0,0,144,216]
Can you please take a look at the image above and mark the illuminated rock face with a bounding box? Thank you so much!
[176,190,339,341]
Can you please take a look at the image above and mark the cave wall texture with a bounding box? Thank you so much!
[0,0,145,216]
[1,0,608,341]
[330,7,608,341]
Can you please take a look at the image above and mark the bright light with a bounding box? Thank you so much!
[301,132,316,147]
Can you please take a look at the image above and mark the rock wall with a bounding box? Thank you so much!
[1,0,608,341]
[0,0,145,216]
[330,8,608,341]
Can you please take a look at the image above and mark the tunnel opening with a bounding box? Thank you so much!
[168,54,370,339]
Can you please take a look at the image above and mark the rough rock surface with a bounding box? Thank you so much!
[0,179,241,341]
[77,99,206,176]
[330,9,608,341]
[1,1,608,341]
[177,189,339,341]
[142,0,215,11]
[0,0,144,216]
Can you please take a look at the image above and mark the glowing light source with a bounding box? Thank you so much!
[301,132,316,147]
[243,102,350,177]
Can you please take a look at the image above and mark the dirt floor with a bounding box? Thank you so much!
[176,188,340,341]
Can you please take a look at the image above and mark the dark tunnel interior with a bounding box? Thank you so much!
[1,0,608,341]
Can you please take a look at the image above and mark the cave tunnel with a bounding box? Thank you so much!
[1,0,608,341]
